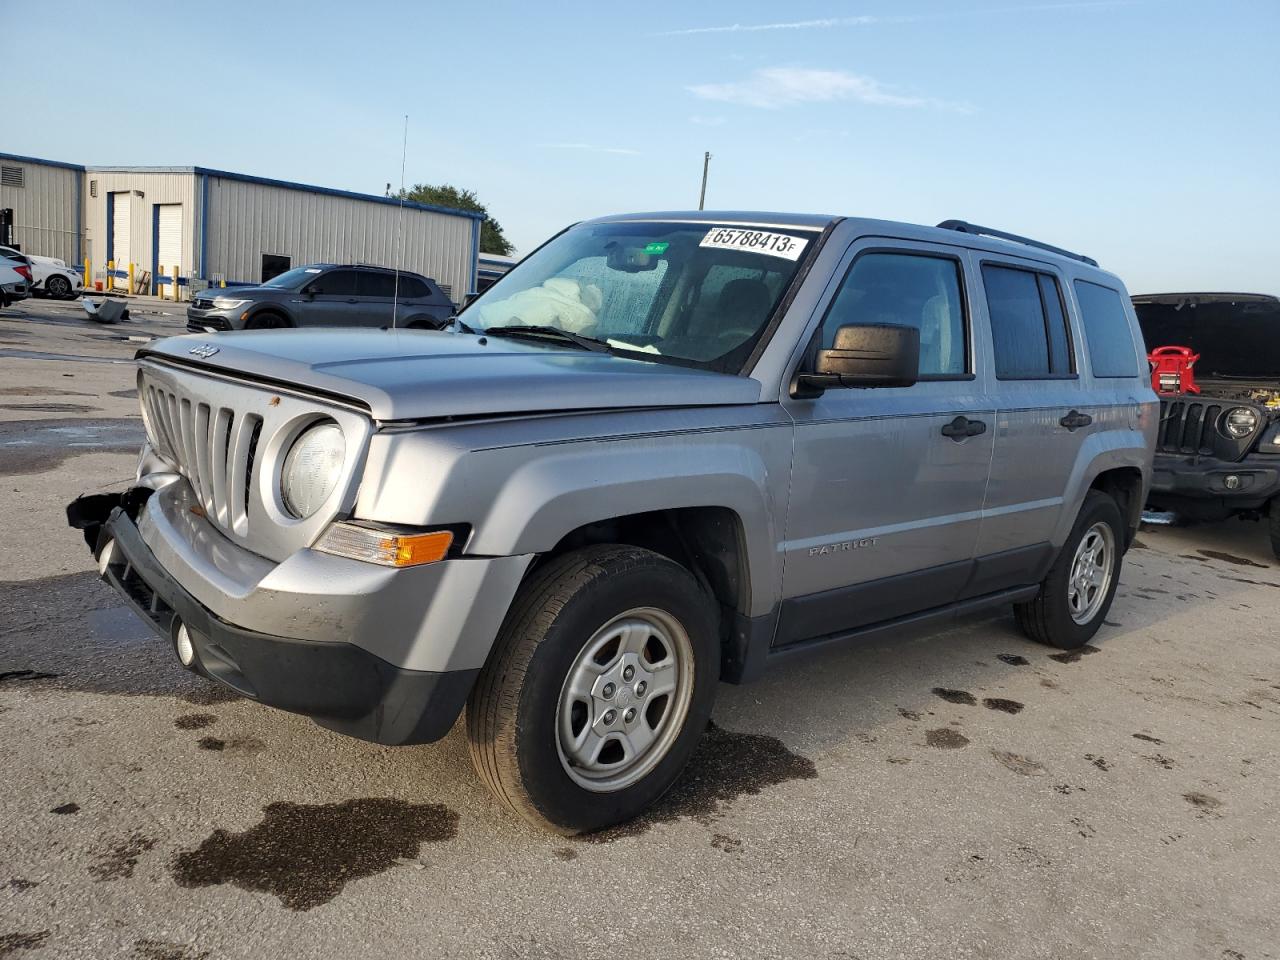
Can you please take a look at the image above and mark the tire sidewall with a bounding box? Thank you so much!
[48,276,71,298]
[1044,492,1125,645]
[513,556,719,833]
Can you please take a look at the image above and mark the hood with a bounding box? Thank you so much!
[139,329,763,421]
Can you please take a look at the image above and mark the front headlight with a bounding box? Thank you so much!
[211,297,249,310]
[280,421,345,519]
[1220,407,1260,440]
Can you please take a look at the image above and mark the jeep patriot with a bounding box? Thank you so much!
[69,212,1158,833]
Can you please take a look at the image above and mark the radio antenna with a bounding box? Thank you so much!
[391,114,409,329]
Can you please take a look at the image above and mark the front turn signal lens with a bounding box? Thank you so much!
[316,522,455,567]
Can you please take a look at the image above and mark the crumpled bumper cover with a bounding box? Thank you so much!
[66,493,477,745]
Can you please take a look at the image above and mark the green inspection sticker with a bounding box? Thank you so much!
[642,242,670,255]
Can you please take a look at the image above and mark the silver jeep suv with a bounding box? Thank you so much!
[69,211,1157,834]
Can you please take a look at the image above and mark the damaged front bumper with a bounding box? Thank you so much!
[65,489,524,745]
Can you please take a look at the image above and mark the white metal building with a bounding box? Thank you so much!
[0,152,84,265]
[0,153,485,302]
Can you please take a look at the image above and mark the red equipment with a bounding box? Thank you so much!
[1148,345,1200,395]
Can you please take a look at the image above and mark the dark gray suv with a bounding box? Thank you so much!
[186,264,454,332]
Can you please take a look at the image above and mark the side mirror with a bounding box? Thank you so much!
[304,287,319,299]
[793,323,919,397]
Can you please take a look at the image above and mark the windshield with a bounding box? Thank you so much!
[462,221,818,372]
[261,266,325,291]
[1135,297,1280,379]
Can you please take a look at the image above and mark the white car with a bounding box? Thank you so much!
[0,246,83,299]
[0,254,31,307]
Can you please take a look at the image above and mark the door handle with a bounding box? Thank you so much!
[1059,410,1093,431]
[941,415,987,441]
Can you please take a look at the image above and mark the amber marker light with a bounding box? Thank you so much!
[316,523,455,567]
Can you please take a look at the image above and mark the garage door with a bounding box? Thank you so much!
[111,193,131,281]
[157,204,183,292]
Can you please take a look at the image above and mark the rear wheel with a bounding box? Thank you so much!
[45,275,72,299]
[466,545,719,835]
[1015,490,1124,649]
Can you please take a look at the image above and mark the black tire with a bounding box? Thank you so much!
[45,275,72,299]
[1015,490,1124,649]
[245,311,290,330]
[466,545,719,835]
[1269,498,1280,561]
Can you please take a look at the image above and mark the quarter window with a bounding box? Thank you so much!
[982,264,1074,379]
[821,252,967,377]
[311,270,358,296]
[1074,280,1140,378]
[357,271,398,298]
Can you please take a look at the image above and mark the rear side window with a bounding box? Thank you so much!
[357,271,397,298]
[1074,280,1140,377]
[821,252,967,377]
[982,264,1074,379]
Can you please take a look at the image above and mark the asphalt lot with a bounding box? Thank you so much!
[2,296,1278,960]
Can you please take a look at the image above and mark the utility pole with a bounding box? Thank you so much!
[698,152,711,210]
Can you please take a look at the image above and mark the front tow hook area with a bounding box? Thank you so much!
[66,487,153,553]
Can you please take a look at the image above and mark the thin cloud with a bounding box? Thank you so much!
[540,142,640,156]
[688,114,727,126]
[688,67,969,112]
[658,1,1143,37]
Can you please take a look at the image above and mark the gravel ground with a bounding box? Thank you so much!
[2,297,1277,960]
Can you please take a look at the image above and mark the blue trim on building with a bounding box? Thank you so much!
[151,205,160,295]
[199,172,210,280]
[73,174,83,266]
[469,219,481,296]
[105,192,115,265]
[106,166,489,221]
[0,151,85,172]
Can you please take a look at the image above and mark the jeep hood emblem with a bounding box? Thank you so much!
[189,343,220,358]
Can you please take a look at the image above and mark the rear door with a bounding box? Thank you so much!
[778,238,995,644]
[975,257,1090,566]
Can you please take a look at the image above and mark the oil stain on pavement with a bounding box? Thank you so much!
[983,698,1025,714]
[1049,645,1102,664]
[0,417,145,476]
[925,728,970,749]
[171,798,459,911]
[932,688,977,705]
[584,721,817,843]
[1197,549,1269,569]
[0,931,51,957]
[90,832,158,881]
[131,938,210,960]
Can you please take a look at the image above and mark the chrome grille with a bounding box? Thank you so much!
[1157,398,1222,455]
[144,382,264,535]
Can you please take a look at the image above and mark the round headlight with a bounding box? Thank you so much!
[1220,407,1260,440]
[280,421,345,519]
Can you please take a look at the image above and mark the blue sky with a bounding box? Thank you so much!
[9,0,1278,292]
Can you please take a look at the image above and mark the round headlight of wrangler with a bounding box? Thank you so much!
[280,421,345,519]
[1220,407,1260,440]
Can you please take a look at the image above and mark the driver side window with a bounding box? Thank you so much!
[821,252,968,377]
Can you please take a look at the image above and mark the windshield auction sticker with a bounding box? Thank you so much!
[699,228,809,260]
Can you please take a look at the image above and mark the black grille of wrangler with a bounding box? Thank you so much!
[1157,398,1223,455]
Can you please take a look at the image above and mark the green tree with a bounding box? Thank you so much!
[402,183,514,256]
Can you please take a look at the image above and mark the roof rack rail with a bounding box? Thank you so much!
[935,220,1098,267]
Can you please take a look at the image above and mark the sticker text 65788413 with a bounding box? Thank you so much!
[699,228,809,261]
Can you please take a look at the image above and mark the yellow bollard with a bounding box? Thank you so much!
[83,259,90,286]
[107,259,115,292]
[128,263,135,296]
[172,264,180,302]
[219,279,226,289]
[158,265,165,298]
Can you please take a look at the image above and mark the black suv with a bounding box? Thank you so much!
[187,264,454,333]
[1135,292,1280,557]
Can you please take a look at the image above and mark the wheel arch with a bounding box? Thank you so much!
[1053,430,1149,551]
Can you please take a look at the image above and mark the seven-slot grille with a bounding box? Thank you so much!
[143,382,264,536]
[1157,398,1223,455]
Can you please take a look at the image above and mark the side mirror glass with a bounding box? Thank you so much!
[794,323,920,397]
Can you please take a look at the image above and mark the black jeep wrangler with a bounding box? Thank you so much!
[1135,292,1280,558]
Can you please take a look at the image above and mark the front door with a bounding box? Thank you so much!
[303,269,361,326]
[778,240,994,645]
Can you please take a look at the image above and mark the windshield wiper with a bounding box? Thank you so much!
[482,324,611,353]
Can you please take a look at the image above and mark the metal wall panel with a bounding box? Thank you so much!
[0,158,82,263]
[205,177,474,300]
[83,170,197,282]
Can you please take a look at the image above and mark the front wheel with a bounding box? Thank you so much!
[45,275,72,299]
[1015,490,1124,649]
[466,545,719,835]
